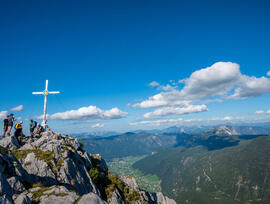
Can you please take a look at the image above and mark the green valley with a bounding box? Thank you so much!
[107,156,161,193]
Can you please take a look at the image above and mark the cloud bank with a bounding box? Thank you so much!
[34,105,128,120]
[133,62,270,118]
[130,116,240,126]
[10,105,23,112]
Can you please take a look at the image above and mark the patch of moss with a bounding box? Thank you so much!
[31,186,52,201]
[47,192,68,197]
[32,183,43,188]
[0,145,8,154]
[89,168,100,183]
[24,161,32,166]
[78,140,84,151]
[12,149,34,159]
[31,186,68,201]
[56,159,64,167]
[103,173,140,203]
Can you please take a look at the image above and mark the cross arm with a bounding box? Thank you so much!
[48,91,60,94]
[32,92,44,95]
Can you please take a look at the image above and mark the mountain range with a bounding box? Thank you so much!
[133,135,270,204]
[81,125,270,160]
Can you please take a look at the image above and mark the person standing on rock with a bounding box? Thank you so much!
[2,114,9,137]
[6,113,15,136]
[14,121,24,145]
[29,119,37,137]
[33,123,44,137]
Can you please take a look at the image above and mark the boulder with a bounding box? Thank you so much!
[0,136,20,150]
[77,192,105,204]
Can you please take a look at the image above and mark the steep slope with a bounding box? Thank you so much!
[133,136,270,204]
[0,132,175,204]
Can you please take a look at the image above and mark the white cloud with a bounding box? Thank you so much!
[267,71,270,76]
[181,62,241,100]
[149,81,160,87]
[133,90,190,108]
[255,110,265,114]
[133,62,270,118]
[34,106,127,120]
[158,84,177,91]
[0,111,8,120]
[255,110,270,114]
[10,105,23,112]
[144,104,208,118]
[91,123,104,128]
[129,116,237,127]
[229,76,270,99]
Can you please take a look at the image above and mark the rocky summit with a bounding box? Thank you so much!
[0,132,176,204]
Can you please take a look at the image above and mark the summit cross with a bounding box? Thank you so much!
[32,80,60,127]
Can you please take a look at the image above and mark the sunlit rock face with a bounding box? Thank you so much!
[0,132,176,204]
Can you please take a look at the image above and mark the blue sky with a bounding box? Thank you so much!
[1,0,270,134]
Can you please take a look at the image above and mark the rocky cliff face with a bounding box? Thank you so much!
[0,132,176,204]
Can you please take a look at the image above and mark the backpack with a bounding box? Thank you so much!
[33,121,37,128]
[15,123,22,129]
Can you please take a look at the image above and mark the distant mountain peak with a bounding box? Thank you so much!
[212,125,239,136]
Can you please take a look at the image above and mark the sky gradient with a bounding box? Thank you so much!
[1,0,270,134]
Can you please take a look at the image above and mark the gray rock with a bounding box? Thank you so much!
[38,185,79,204]
[122,176,139,190]
[0,136,20,150]
[14,194,31,204]
[0,194,14,204]
[0,131,177,204]
[77,192,105,204]
[22,152,56,185]
[151,192,177,204]
[7,177,25,194]
[107,189,123,204]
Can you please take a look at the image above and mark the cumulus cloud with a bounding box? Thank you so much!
[255,110,265,114]
[267,71,270,76]
[133,62,270,118]
[91,123,104,128]
[34,106,127,120]
[255,110,270,114]
[149,81,160,87]
[143,104,207,118]
[0,111,8,120]
[229,75,270,99]
[10,105,23,112]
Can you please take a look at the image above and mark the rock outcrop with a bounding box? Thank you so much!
[0,132,176,204]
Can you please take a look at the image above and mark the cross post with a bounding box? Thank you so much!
[32,80,60,127]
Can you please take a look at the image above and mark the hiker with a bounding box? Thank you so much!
[6,113,15,136]
[14,121,24,144]
[2,115,9,137]
[29,119,37,137]
[33,124,44,137]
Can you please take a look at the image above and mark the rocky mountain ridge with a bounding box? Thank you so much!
[0,132,176,204]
